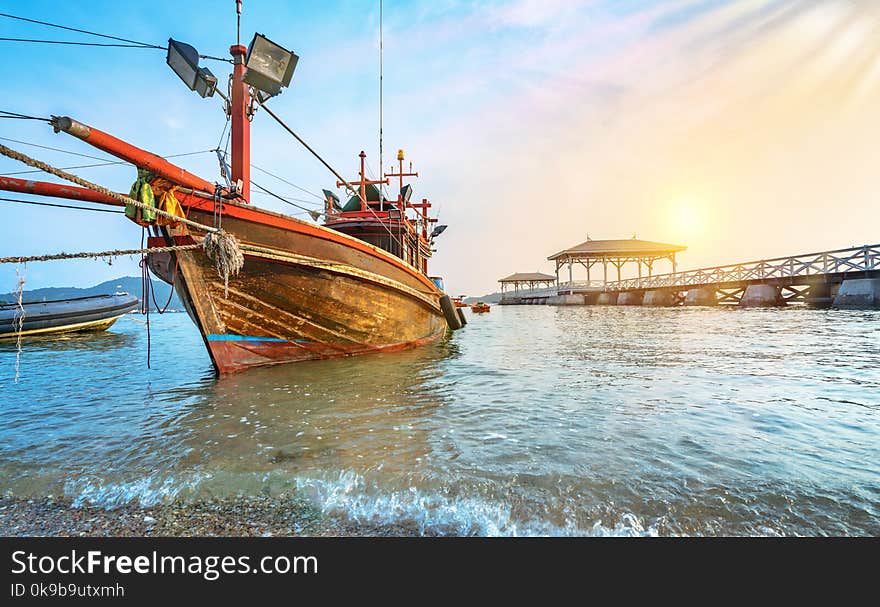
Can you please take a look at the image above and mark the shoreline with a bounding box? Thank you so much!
[0,495,418,538]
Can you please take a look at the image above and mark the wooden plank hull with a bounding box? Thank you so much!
[157,204,447,375]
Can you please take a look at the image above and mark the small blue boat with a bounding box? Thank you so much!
[0,293,139,338]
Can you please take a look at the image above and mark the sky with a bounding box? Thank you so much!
[1,0,880,296]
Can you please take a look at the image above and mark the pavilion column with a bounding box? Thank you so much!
[616,261,621,282]
[638,260,642,286]
[672,253,677,274]
[603,259,608,285]
[568,260,573,284]
[587,262,591,283]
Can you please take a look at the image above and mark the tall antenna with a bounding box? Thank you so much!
[236,0,242,46]
[378,0,384,211]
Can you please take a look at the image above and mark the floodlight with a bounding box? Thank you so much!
[244,33,298,97]
[431,225,448,238]
[167,39,217,98]
[400,184,413,205]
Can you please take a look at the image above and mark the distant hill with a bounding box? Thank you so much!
[0,276,184,311]
[464,291,503,304]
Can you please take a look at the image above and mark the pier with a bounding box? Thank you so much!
[500,242,880,308]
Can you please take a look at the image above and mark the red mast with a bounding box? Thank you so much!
[229,44,251,203]
[336,151,388,211]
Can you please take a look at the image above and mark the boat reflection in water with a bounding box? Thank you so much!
[177,337,459,486]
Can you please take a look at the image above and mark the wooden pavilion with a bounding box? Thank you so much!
[498,272,557,296]
[548,237,686,286]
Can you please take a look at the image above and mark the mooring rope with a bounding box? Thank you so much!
[0,243,202,265]
[0,143,244,287]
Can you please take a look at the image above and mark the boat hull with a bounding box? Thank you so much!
[156,204,447,374]
[0,294,138,338]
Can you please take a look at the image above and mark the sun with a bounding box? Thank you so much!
[668,199,707,238]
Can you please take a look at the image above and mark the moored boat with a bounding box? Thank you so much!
[471,302,491,313]
[0,4,457,374]
[0,294,138,338]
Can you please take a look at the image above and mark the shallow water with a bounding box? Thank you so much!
[1,305,879,536]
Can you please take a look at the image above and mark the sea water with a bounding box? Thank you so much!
[1,306,878,535]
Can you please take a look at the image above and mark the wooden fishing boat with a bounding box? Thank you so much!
[145,160,449,373]
[471,302,491,313]
[452,296,468,308]
[0,12,457,374]
[0,294,138,338]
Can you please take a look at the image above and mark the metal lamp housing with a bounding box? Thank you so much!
[167,39,200,90]
[194,67,218,98]
[167,39,216,98]
[243,33,298,97]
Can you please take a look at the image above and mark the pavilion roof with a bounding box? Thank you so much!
[548,238,686,261]
[498,272,557,283]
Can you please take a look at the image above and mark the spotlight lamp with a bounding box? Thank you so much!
[166,39,217,98]
[243,33,299,99]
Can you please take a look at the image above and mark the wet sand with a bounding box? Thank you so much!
[0,495,417,537]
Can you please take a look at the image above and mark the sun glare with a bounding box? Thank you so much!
[668,200,707,238]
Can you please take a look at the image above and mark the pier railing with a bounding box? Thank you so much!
[607,244,880,291]
[558,280,605,292]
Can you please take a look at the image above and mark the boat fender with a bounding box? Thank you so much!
[439,295,462,330]
[456,307,467,327]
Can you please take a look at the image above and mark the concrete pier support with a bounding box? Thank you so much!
[547,294,585,306]
[832,278,880,308]
[740,284,785,307]
[643,290,675,306]
[617,291,644,306]
[684,288,717,306]
[596,292,617,305]
[806,283,835,307]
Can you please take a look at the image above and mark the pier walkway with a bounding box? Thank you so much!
[500,243,880,308]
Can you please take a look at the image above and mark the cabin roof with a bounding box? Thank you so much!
[498,272,557,283]
[548,238,687,260]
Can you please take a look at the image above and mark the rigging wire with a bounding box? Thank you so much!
[253,99,362,201]
[0,38,159,48]
[0,149,216,176]
[379,0,384,211]
[250,163,322,200]
[0,12,162,48]
[250,190,318,206]
[250,178,323,218]
[0,13,231,62]
[0,196,123,214]
[0,136,116,162]
[0,110,51,122]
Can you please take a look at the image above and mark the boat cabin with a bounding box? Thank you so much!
[323,150,439,275]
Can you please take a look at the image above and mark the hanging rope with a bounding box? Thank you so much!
[140,229,151,369]
[204,231,244,297]
[0,142,243,286]
[13,264,26,383]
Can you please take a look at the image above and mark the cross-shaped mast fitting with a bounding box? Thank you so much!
[385,148,419,196]
[337,151,389,211]
[409,198,435,240]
